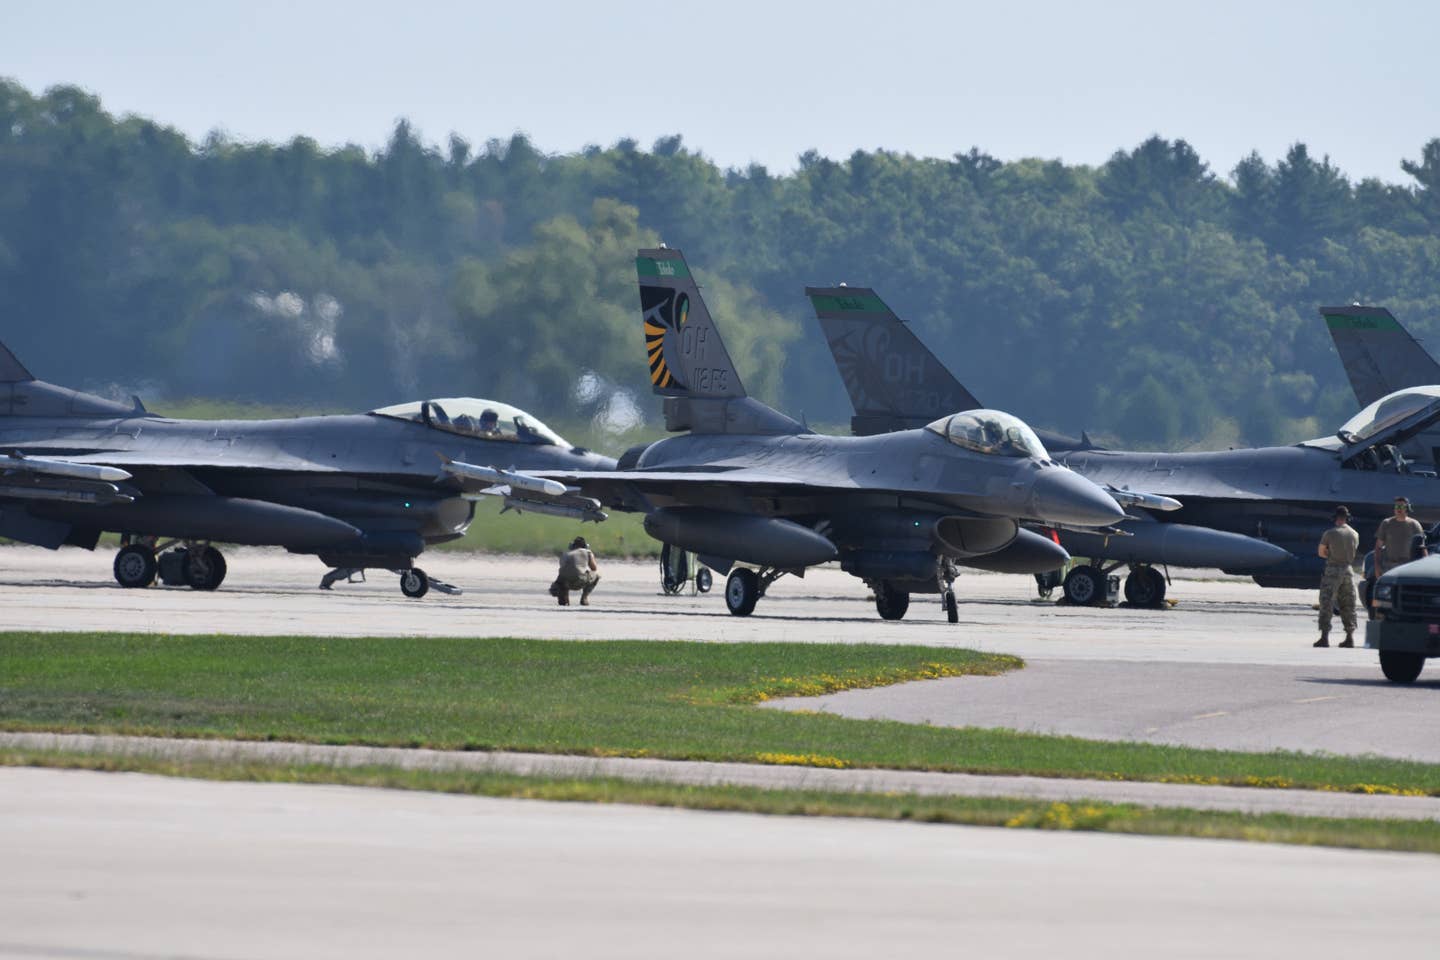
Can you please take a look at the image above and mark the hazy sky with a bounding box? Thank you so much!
[4,0,1438,183]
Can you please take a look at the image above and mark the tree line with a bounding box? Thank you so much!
[3,79,1439,449]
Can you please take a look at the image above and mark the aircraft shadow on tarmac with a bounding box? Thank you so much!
[1299,674,1440,690]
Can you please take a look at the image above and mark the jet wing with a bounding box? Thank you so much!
[57,449,347,472]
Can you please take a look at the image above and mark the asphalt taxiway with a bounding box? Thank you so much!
[4,767,1436,960]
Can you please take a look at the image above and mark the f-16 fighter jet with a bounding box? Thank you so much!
[0,341,611,596]
[811,287,1440,605]
[546,248,1126,622]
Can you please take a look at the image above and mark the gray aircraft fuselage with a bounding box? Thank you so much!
[0,372,613,590]
[580,404,1124,596]
[1058,442,1439,586]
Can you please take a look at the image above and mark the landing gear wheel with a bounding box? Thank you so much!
[400,568,430,599]
[1123,567,1166,608]
[1062,565,1104,606]
[1379,650,1425,683]
[875,583,910,621]
[113,544,157,588]
[183,546,227,591]
[695,567,713,593]
[725,568,760,616]
[944,589,959,624]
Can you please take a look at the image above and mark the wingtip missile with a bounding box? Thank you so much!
[5,452,132,484]
[1106,486,1183,513]
[439,457,569,498]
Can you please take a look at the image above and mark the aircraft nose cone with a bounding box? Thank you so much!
[1029,467,1127,527]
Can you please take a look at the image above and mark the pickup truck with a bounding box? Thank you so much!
[1366,549,1440,682]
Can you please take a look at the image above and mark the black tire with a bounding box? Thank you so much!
[725,568,760,616]
[1062,565,1104,605]
[183,546,227,591]
[695,567,713,594]
[1123,567,1166,608]
[659,543,683,595]
[113,544,157,588]
[400,567,430,599]
[944,589,959,624]
[875,582,910,621]
[1379,650,1425,683]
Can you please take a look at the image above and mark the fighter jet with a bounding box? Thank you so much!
[0,340,611,596]
[544,248,1127,622]
[807,287,1440,605]
[1323,304,1440,470]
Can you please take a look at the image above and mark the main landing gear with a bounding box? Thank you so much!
[318,566,463,598]
[113,537,228,590]
[1058,562,1165,608]
[723,567,788,616]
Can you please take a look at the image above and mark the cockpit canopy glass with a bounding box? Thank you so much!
[1335,386,1440,444]
[371,398,568,447]
[925,409,1049,459]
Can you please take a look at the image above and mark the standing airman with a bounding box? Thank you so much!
[1374,496,1426,582]
[1316,506,1359,648]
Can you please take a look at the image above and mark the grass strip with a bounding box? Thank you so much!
[3,632,1439,796]
[7,748,1439,855]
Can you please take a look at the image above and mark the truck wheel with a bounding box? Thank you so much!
[1379,650,1425,683]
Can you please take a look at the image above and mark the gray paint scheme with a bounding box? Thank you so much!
[0,348,613,592]
[810,286,1440,591]
[1323,304,1440,468]
[547,249,1127,620]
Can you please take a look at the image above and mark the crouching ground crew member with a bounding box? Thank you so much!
[550,536,600,606]
[1316,505,1359,647]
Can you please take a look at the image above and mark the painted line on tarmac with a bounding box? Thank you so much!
[1294,696,1341,704]
[2,732,1438,823]
[1192,711,1229,720]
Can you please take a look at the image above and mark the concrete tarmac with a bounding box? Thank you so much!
[0,545,1370,665]
[3,767,1437,960]
[2,545,1422,763]
[766,659,1440,763]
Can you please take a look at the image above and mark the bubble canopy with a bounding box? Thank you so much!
[925,409,1049,459]
[1336,386,1440,443]
[371,398,569,447]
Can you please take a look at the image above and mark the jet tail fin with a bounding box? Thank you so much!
[806,286,981,435]
[1322,305,1440,407]
[637,248,799,435]
[0,340,34,383]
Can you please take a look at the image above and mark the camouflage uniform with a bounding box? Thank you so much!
[551,546,600,606]
[1318,523,1359,640]
[1376,514,1425,574]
